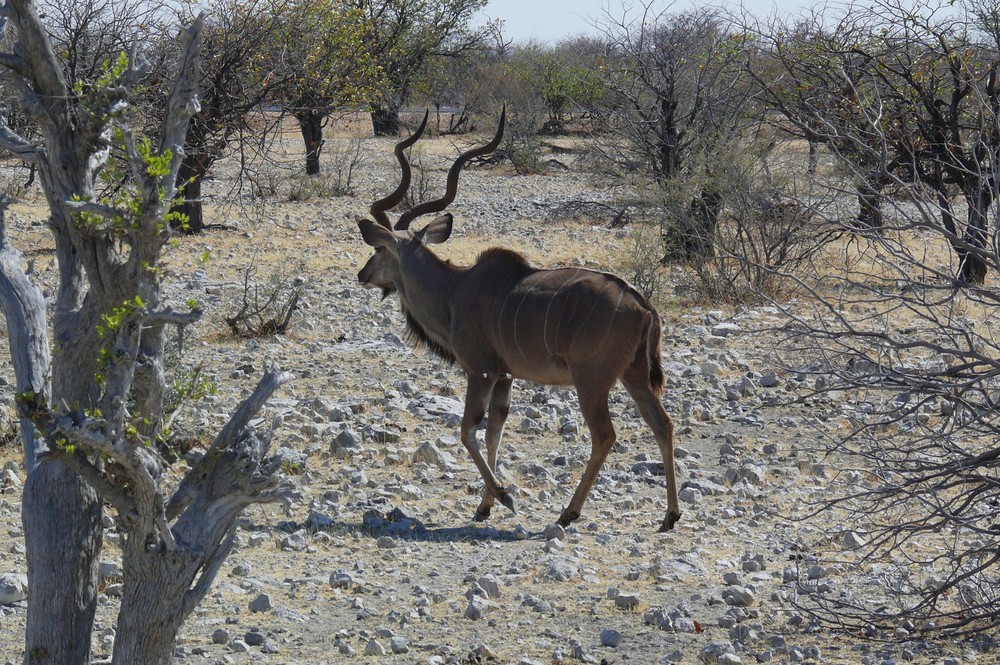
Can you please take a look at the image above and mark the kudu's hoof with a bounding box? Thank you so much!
[499,492,517,514]
[472,509,491,522]
[557,510,579,527]
[659,511,682,532]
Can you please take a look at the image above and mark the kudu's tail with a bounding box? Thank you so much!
[646,309,665,398]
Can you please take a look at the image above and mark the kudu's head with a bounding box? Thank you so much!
[357,107,506,298]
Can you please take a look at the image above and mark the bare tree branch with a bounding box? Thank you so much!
[166,364,293,520]
[0,118,36,157]
[0,199,49,469]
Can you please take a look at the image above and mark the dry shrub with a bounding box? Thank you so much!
[615,222,668,306]
[225,257,306,338]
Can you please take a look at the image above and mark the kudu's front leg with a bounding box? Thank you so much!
[474,376,513,520]
[460,373,517,521]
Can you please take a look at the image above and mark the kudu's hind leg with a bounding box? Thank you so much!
[559,382,616,527]
[474,376,514,520]
[460,374,517,521]
[623,377,681,531]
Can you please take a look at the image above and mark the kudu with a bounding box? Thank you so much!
[356,110,681,531]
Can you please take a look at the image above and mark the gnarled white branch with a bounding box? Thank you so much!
[166,365,293,520]
[7,0,69,106]
[0,200,49,469]
[0,118,36,158]
[145,307,202,329]
[159,14,203,185]
[181,529,235,617]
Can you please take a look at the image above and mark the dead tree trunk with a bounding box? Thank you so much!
[855,179,885,232]
[0,204,104,665]
[22,466,103,663]
[960,187,991,285]
[0,202,48,468]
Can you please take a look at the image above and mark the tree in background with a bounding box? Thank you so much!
[750,1,1000,284]
[862,1,1000,285]
[432,36,606,173]
[38,0,166,78]
[0,1,293,661]
[427,24,509,132]
[507,39,605,133]
[273,0,382,175]
[167,0,292,232]
[354,0,498,135]
[406,20,504,134]
[595,5,762,266]
[0,0,170,189]
[746,13,895,232]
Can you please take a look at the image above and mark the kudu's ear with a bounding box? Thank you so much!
[357,217,395,248]
[420,214,453,245]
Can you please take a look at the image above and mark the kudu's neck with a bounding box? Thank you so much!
[396,244,458,343]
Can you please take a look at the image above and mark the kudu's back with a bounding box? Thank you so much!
[452,248,664,392]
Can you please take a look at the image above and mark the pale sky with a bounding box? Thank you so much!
[480,0,811,44]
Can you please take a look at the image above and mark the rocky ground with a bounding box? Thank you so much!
[0,125,989,664]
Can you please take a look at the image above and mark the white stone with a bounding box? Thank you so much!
[0,573,27,604]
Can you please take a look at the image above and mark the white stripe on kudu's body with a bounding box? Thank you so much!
[355,109,681,532]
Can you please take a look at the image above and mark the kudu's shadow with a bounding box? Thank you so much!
[270,507,547,544]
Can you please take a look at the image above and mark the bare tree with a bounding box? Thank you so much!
[595,3,756,261]
[0,1,293,662]
[168,0,293,232]
[748,0,1000,637]
[750,0,1000,284]
[745,11,897,232]
[590,2,834,301]
[26,0,298,233]
[0,0,169,187]
[38,0,169,82]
